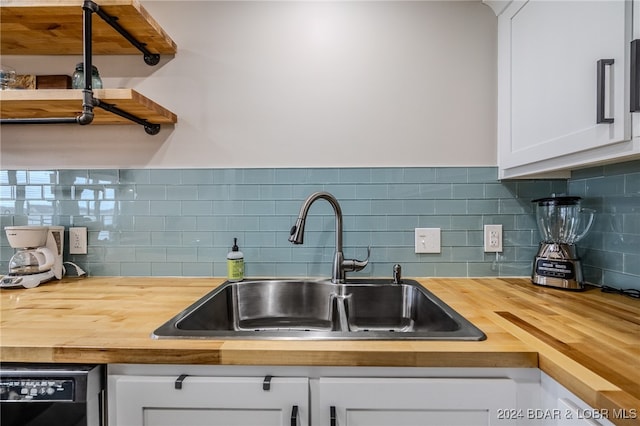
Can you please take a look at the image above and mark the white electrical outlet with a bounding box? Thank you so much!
[484,224,503,252]
[69,227,88,255]
[415,228,441,253]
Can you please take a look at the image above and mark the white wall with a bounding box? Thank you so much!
[0,1,497,169]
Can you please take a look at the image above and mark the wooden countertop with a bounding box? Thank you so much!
[1,277,638,424]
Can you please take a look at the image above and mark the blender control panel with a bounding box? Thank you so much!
[535,260,575,280]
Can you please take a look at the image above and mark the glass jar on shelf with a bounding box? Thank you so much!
[72,63,103,89]
[0,64,16,90]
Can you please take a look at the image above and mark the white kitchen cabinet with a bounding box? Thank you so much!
[108,375,309,426]
[317,377,517,425]
[540,373,616,426]
[493,0,637,178]
[108,365,541,426]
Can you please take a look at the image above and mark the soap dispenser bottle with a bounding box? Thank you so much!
[227,238,244,282]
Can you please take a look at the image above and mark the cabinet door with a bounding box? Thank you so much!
[497,0,633,178]
[109,375,308,426]
[317,377,516,426]
[541,373,615,426]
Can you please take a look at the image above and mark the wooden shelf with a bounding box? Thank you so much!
[0,89,177,125]
[1,1,177,130]
[1,1,177,56]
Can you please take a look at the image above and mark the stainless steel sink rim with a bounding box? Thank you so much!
[152,279,486,341]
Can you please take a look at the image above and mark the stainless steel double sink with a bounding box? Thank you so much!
[152,279,486,340]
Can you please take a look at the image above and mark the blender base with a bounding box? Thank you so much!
[531,243,585,291]
[531,264,585,290]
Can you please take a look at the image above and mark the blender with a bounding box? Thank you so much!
[531,196,594,290]
[1,226,65,289]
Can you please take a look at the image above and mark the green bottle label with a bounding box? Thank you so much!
[227,259,244,280]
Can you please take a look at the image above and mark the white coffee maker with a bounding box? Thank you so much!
[1,226,64,289]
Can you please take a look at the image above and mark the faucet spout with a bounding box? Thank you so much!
[289,191,343,250]
[289,192,368,283]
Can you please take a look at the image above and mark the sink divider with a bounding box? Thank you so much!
[335,293,351,332]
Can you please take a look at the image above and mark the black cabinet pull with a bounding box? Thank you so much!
[631,40,640,112]
[597,58,615,123]
[174,374,188,390]
[263,375,273,391]
[330,406,336,426]
[290,405,299,426]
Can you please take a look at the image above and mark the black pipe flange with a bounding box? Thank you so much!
[144,54,161,66]
[144,124,161,135]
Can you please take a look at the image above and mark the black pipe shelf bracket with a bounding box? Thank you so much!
[82,0,162,132]
[0,1,165,134]
[90,0,161,66]
[94,98,161,135]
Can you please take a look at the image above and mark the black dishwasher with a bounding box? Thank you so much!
[0,364,104,426]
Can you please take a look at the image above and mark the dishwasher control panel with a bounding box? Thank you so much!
[0,378,74,401]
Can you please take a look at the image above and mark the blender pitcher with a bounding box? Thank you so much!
[531,196,595,290]
[534,196,595,244]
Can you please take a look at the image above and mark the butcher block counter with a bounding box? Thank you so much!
[1,277,638,424]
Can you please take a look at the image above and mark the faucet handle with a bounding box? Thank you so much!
[342,246,371,273]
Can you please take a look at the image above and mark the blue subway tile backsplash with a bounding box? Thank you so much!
[1,164,638,289]
[568,160,640,290]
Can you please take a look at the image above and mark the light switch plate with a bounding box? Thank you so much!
[415,228,441,253]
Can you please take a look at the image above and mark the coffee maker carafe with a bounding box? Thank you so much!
[2,226,64,289]
[532,196,594,290]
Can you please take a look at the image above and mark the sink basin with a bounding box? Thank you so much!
[342,283,460,333]
[152,279,485,340]
[176,280,340,332]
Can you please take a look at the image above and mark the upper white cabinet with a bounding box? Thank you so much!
[492,0,639,178]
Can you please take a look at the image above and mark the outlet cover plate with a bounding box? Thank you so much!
[69,227,87,255]
[484,224,503,252]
